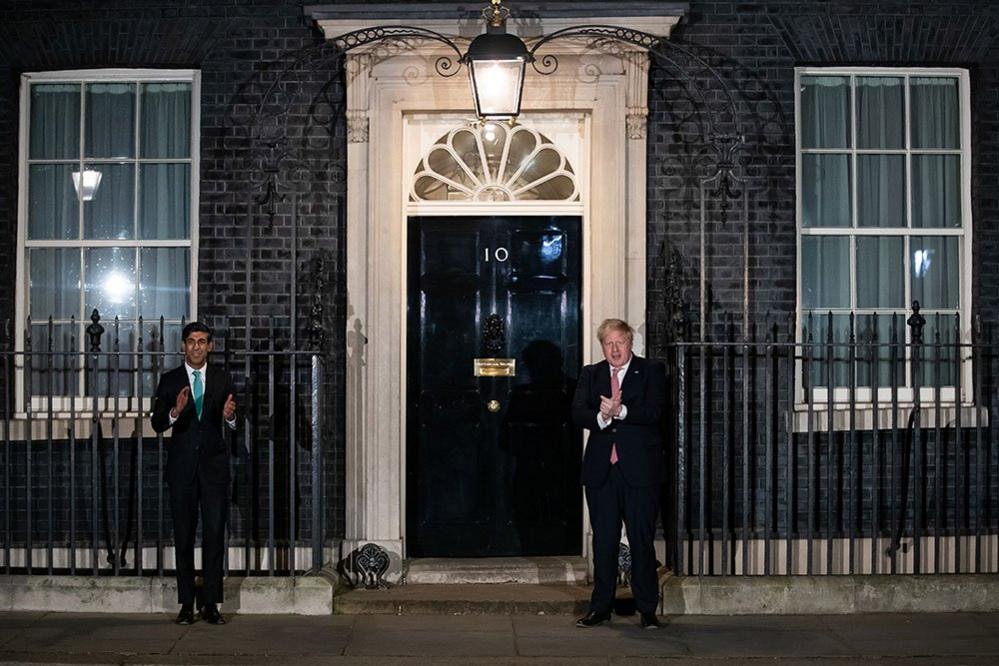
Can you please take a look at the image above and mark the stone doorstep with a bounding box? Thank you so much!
[334,583,596,616]
[403,556,589,585]
[0,573,335,615]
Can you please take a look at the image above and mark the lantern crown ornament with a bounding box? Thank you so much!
[461,0,531,120]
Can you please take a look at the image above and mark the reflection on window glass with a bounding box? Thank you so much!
[911,236,959,309]
[798,70,966,393]
[85,247,137,320]
[23,74,195,399]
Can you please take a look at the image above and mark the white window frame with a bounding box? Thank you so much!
[794,66,973,411]
[14,69,200,416]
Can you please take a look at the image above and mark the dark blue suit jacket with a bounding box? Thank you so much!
[151,364,235,486]
[571,355,666,488]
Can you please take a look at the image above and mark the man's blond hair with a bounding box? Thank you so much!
[596,318,634,344]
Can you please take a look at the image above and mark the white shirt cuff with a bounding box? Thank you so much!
[597,412,612,429]
[614,404,628,421]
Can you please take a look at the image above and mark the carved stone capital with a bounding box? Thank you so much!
[627,111,648,140]
[347,110,369,143]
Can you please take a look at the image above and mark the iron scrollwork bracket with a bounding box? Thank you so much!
[342,542,392,590]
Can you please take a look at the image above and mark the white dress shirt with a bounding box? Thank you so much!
[596,355,631,429]
[168,363,237,428]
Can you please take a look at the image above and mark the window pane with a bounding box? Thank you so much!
[857,155,905,228]
[911,155,961,228]
[29,84,80,160]
[911,77,960,150]
[802,154,851,228]
[139,163,190,239]
[856,77,904,149]
[140,83,191,158]
[855,313,904,388]
[800,76,851,149]
[85,83,135,159]
[917,313,958,388]
[911,236,959,309]
[85,247,137,320]
[801,236,850,309]
[140,248,190,319]
[141,322,183,396]
[87,322,137,398]
[83,163,134,239]
[28,323,79,397]
[28,164,78,240]
[856,236,903,308]
[30,248,80,320]
[804,312,851,389]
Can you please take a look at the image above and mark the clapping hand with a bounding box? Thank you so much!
[599,388,622,420]
[171,386,190,419]
[223,393,236,421]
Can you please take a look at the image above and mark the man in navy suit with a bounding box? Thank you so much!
[572,318,666,629]
[151,322,237,625]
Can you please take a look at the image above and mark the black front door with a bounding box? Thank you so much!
[407,215,582,558]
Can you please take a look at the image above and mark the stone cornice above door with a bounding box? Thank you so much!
[306,2,687,50]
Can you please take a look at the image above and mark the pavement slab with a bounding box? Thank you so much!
[170,614,354,656]
[0,611,998,664]
[513,615,689,658]
[3,613,183,655]
[664,615,859,658]
[819,612,999,656]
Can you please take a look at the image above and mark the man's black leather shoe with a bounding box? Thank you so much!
[201,603,226,625]
[640,612,662,629]
[575,610,611,628]
[175,604,196,625]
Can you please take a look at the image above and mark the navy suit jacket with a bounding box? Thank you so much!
[571,355,666,488]
[151,364,235,486]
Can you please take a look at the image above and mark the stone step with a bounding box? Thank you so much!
[403,556,589,585]
[334,583,594,615]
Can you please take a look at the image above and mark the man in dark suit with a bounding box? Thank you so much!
[151,322,237,625]
[572,318,666,629]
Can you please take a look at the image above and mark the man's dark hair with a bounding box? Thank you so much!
[182,321,212,342]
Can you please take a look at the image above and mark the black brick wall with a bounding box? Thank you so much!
[0,0,347,546]
[0,0,997,564]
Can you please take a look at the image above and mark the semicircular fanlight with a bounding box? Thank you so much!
[411,123,578,202]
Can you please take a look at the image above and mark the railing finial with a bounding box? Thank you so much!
[86,309,104,353]
[907,300,926,344]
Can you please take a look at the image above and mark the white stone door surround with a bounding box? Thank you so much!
[312,6,682,577]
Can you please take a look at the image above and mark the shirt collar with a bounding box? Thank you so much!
[185,363,207,378]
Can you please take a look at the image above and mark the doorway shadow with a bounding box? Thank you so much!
[503,339,582,556]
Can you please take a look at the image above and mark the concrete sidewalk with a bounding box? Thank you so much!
[2,611,999,664]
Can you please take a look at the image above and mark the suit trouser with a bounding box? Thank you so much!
[169,472,228,605]
[585,464,660,614]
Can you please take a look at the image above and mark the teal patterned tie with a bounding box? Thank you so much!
[192,369,204,420]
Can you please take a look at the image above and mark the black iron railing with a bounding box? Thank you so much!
[1,311,328,577]
[667,305,997,576]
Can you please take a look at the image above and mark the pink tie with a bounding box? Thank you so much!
[609,366,621,464]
